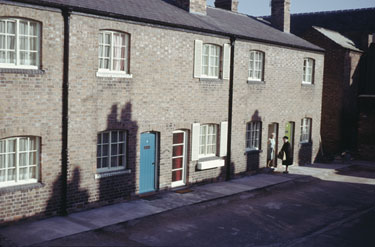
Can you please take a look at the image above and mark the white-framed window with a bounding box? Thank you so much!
[0,18,40,69]
[97,130,126,172]
[0,137,40,187]
[97,30,130,77]
[202,44,221,78]
[300,118,312,143]
[248,50,264,81]
[303,58,314,84]
[199,124,217,158]
[246,121,262,150]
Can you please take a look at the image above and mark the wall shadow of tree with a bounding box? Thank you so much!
[45,168,89,216]
[98,102,138,204]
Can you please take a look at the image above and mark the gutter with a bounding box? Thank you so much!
[6,0,324,53]
[226,37,236,181]
[61,9,71,216]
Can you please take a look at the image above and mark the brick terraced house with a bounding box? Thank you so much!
[0,0,324,223]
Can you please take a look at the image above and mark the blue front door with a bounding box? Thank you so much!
[139,133,156,194]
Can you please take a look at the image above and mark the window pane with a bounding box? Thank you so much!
[19,153,27,167]
[102,157,108,168]
[30,22,38,36]
[7,21,15,34]
[29,152,37,165]
[0,51,5,63]
[111,156,118,167]
[30,37,37,51]
[7,51,15,64]
[8,139,15,152]
[19,138,28,151]
[172,158,183,169]
[7,36,15,50]
[111,131,118,142]
[0,35,5,49]
[19,167,28,180]
[118,156,124,166]
[173,132,183,144]
[20,51,28,65]
[105,33,111,45]
[7,155,15,169]
[173,145,183,157]
[29,137,37,150]
[111,144,118,155]
[172,170,182,182]
[29,166,36,179]
[0,154,5,169]
[0,21,5,33]
[0,170,5,182]
[0,140,4,153]
[103,133,109,143]
[102,144,109,156]
[7,168,15,181]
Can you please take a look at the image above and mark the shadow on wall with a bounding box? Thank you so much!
[298,141,313,166]
[45,168,89,216]
[99,102,138,204]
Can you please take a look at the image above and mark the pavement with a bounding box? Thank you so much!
[0,160,374,247]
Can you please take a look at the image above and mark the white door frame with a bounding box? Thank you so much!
[171,130,187,188]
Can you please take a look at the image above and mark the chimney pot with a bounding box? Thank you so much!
[271,0,291,33]
[215,0,239,12]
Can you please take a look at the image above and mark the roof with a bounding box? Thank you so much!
[290,8,375,36]
[5,0,323,52]
[312,26,362,52]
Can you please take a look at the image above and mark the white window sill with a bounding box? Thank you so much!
[197,157,225,170]
[0,64,39,70]
[96,70,133,78]
[95,169,131,179]
[302,82,313,85]
[0,179,38,189]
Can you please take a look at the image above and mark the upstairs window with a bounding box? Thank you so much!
[300,118,312,143]
[303,58,314,84]
[202,44,221,78]
[98,30,130,76]
[246,121,262,151]
[199,124,217,158]
[248,51,264,81]
[0,18,40,69]
[0,137,40,187]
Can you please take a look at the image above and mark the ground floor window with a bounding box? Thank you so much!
[97,130,126,172]
[246,121,262,150]
[199,124,217,158]
[0,136,40,187]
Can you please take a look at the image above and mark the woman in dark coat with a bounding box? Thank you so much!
[279,136,292,174]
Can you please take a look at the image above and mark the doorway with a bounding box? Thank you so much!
[285,122,295,162]
[139,132,157,194]
[267,123,279,167]
[171,130,187,188]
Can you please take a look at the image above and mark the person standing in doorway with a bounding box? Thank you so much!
[278,136,292,174]
[267,133,276,168]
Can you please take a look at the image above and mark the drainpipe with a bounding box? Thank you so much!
[61,9,71,216]
[226,36,236,181]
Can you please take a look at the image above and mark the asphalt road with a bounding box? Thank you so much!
[36,165,375,247]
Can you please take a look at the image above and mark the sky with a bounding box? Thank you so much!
[206,0,375,16]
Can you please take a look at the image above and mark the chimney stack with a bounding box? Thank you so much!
[175,0,206,15]
[271,0,291,33]
[215,0,239,12]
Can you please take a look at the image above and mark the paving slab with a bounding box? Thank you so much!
[0,217,91,247]
[193,181,253,196]
[67,200,164,228]
[230,174,292,188]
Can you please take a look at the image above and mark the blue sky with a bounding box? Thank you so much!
[207,0,375,16]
